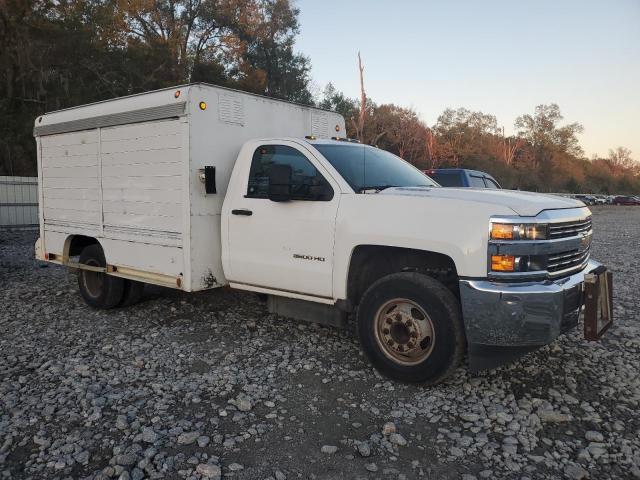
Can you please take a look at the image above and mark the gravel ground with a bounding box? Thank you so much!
[1,206,639,480]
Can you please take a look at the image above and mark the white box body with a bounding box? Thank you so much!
[34,84,345,291]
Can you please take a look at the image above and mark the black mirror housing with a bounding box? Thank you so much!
[204,166,216,194]
[268,164,292,202]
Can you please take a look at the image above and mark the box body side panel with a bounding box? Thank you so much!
[38,117,189,285]
[36,84,346,293]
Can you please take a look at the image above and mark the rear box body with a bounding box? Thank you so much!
[34,84,345,291]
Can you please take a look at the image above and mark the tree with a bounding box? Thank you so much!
[116,0,248,84]
[424,128,440,168]
[0,0,315,175]
[368,104,426,163]
[515,104,584,160]
[0,0,124,174]
[607,147,637,176]
[434,108,499,165]
[230,0,314,103]
[496,127,524,166]
[317,83,359,136]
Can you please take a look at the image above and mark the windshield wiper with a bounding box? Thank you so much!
[357,185,398,193]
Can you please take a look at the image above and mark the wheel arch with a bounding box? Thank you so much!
[346,245,459,307]
[63,235,101,263]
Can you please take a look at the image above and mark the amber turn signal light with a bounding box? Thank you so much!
[491,255,516,272]
[491,223,514,240]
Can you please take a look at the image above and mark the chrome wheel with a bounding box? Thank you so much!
[373,298,436,366]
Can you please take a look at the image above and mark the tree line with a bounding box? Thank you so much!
[1,0,638,194]
[1,0,312,175]
[319,85,639,194]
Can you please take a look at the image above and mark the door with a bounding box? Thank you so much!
[226,142,339,298]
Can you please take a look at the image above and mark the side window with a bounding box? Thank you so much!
[247,145,333,200]
[469,175,486,188]
[433,172,463,187]
[484,177,500,189]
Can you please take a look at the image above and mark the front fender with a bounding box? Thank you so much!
[332,194,515,299]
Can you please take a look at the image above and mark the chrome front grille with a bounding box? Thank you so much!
[548,217,592,239]
[489,212,594,280]
[547,248,590,274]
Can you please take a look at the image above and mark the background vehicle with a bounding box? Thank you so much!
[574,194,596,206]
[33,84,609,384]
[612,195,640,205]
[424,168,501,189]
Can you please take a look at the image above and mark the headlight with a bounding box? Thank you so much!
[490,223,547,240]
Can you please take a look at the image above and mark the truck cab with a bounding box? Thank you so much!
[221,137,607,382]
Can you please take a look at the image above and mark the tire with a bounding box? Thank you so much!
[119,280,145,307]
[357,272,465,384]
[77,244,124,309]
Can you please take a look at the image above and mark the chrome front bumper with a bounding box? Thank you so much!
[459,259,602,349]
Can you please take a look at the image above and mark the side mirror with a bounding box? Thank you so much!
[268,164,292,202]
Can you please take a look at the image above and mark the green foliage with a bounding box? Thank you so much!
[0,0,313,174]
[515,104,584,158]
[317,83,359,123]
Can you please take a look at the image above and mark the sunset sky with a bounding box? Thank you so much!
[295,0,640,159]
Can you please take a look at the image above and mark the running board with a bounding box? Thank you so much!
[267,295,347,329]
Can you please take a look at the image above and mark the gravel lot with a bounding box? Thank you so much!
[1,206,639,480]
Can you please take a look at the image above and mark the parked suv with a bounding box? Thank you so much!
[612,195,640,205]
[424,168,501,189]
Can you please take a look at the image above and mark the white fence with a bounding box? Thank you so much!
[0,176,39,228]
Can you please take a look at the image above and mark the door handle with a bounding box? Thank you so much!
[232,209,253,216]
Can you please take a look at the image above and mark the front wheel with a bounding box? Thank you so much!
[357,272,465,384]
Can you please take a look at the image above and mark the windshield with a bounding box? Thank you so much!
[313,144,438,192]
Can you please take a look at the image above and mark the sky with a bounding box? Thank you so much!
[294,0,640,159]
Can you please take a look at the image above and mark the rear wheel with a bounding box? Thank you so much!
[357,272,465,384]
[77,244,124,309]
[119,280,145,307]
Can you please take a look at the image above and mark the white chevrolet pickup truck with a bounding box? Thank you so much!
[33,84,612,384]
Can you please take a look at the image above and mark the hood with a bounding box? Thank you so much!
[379,187,585,217]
